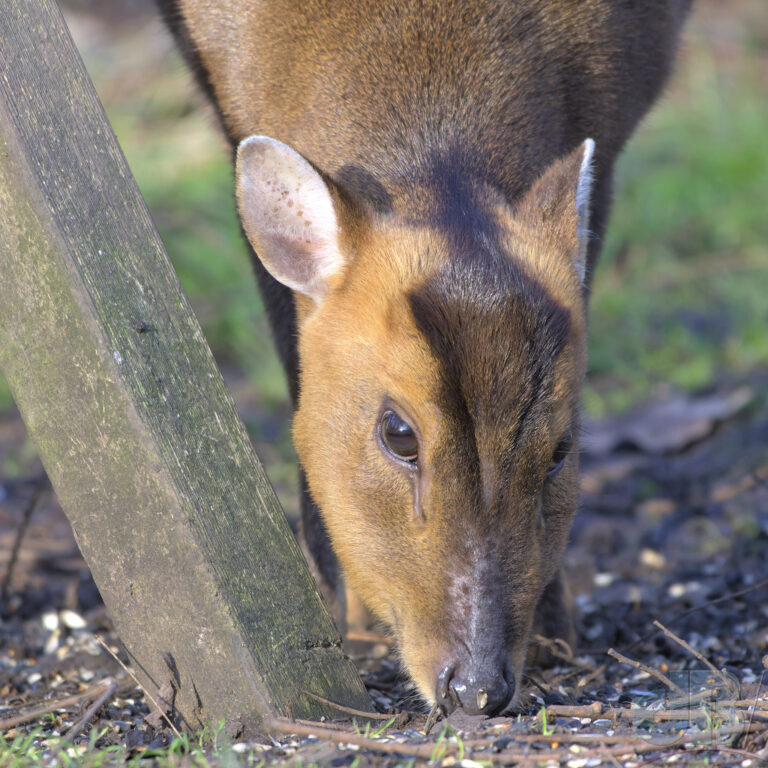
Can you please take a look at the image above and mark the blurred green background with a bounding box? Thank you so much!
[0,0,766,506]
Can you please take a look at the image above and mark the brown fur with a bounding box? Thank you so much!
[157,0,691,711]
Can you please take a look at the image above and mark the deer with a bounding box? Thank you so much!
[157,0,691,715]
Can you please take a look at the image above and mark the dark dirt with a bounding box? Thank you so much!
[2,373,767,765]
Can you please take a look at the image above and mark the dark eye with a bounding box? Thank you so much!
[379,410,419,463]
[547,435,572,477]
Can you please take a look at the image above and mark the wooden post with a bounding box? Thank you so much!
[0,0,372,735]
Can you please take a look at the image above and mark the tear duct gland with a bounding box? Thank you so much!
[158,0,691,715]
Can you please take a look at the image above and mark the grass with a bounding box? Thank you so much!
[586,36,768,414]
[0,723,264,768]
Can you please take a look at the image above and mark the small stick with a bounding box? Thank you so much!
[627,578,768,653]
[344,629,393,645]
[266,717,450,760]
[422,702,441,736]
[524,672,553,698]
[299,690,393,720]
[532,634,583,665]
[45,678,118,764]
[63,677,118,740]
[94,635,182,740]
[684,744,768,762]
[577,662,608,689]
[607,648,686,696]
[734,699,768,710]
[267,716,765,764]
[1,476,47,598]
[0,678,115,731]
[491,723,767,762]
[667,688,732,709]
[293,718,349,731]
[546,702,603,718]
[652,620,730,685]
[600,741,624,768]
[747,669,766,736]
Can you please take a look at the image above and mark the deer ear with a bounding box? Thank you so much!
[515,138,595,284]
[236,136,343,302]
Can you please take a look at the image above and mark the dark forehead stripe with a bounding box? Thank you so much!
[408,252,570,466]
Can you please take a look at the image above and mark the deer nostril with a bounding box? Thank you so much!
[451,669,511,716]
[436,663,512,716]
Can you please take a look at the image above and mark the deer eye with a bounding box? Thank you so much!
[547,434,572,478]
[379,410,418,463]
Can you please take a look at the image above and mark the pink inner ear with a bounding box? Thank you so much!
[236,135,344,301]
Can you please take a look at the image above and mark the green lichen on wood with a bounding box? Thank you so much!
[0,0,371,734]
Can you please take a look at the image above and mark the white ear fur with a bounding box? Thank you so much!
[574,138,595,283]
[235,136,343,302]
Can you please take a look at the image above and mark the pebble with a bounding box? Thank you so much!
[639,548,666,569]
[667,582,686,598]
[44,629,61,655]
[60,610,87,630]
[42,612,59,631]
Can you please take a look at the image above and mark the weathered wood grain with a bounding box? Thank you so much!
[0,0,371,735]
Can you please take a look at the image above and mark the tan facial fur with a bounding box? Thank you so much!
[160,0,690,714]
[290,155,589,705]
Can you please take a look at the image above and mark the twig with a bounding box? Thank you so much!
[747,670,767,737]
[577,662,608,689]
[344,629,393,645]
[548,700,767,725]
[423,703,441,736]
[735,699,768,710]
[684,744,768,762]
[532,634,586,666]
[607,648,686,696]
[266,716,766,764]
[667,688,733,709]
[293,718,349,731]
[627,578,768,653]
[492,723,767,762]
[599,741,624,768]
[1,476,47,598]
[652,620,730,685]
[546,702,603,718]
[299,690,393,720]
[524,672,553,698]
[94,635,182,740]
[0,678,117,731]
[62,678,117,741]
[44,679,118,764]
[266,717,448,760]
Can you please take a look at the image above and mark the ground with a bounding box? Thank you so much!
[2,374,767,765]
[1,0,767,765]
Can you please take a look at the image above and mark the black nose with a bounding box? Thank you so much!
[436,664,512,716]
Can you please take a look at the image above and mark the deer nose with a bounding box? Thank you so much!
[436,664,512,716]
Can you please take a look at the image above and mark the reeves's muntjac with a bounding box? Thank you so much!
[158,0,691,715]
